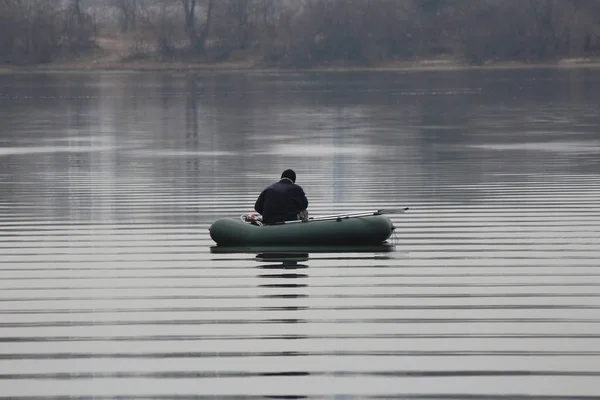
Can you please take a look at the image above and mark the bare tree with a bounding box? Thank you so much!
[199,0,213,51]
[0,0,62,63]
[181,0,196,43]
[2,0,600,67]
[62,0,96,54]
[181,0,213,53]
[228,0,254,49]
[112,0,142,32]
[150,0,179,58]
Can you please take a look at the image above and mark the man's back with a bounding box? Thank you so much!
[255,174,308,224]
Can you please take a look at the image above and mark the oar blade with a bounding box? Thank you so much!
[376,207,409,215]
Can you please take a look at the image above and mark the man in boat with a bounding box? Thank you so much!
[254,169,309,224]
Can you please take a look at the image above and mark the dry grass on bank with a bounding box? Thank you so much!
[3,36,600,73]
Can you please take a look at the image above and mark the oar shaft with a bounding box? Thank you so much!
[282,207,409,224]
[311,207,408,220]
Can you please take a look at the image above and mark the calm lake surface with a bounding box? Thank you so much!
[1,68,600,399]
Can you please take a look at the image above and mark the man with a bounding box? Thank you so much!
[254,169,309,224]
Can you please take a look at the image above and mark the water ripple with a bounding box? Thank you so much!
[1,70,600,398]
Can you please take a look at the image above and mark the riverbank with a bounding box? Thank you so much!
[2,37,600,74]
[4,57,600,74]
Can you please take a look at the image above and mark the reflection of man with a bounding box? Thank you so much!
[254,169,309,224]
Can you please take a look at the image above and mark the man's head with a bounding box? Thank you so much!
[281,169,296,183]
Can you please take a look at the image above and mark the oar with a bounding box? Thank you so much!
[281,207,409,224]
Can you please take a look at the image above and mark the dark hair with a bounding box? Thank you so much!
[281,169,296,183]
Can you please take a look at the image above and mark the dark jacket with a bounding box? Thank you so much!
[254,179,309,224]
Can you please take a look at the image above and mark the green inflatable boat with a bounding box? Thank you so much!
[209,208,407,247]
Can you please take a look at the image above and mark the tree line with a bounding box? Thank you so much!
[1,0,600,66]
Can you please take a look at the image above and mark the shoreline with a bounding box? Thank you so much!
[2,58,600,74]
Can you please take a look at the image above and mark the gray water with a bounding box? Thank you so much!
[1,69,600,399]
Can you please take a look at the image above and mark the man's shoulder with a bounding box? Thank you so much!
[270,180,304,192]
[289,183,306,195]
[286,182,304,190]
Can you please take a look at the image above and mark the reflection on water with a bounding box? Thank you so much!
[256,253,310,281]
[1,69,600,398]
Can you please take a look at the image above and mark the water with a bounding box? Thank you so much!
[1,69,600,398]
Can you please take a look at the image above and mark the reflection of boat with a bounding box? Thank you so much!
[255,252,309,263]
[209,214,396,247]
[209,243,396,254]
